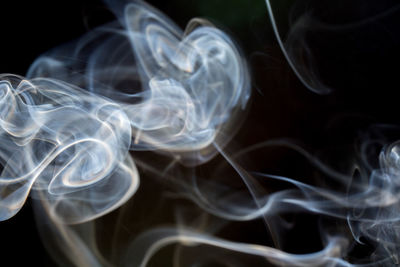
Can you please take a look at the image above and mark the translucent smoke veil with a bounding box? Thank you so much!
[27,0,250,164]
[1,0,400,266]
[0,74,138,223]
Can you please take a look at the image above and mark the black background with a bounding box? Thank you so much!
[0,0,399,266]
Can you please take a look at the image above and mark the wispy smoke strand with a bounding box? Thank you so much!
[1,0,399,266]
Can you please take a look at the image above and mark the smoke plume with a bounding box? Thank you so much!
[1,0,400,266]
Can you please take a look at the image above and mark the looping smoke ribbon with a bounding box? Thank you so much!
[0,75,139,223]
[0,1,250,223]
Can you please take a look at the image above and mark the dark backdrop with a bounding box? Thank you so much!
[0,0,399,266]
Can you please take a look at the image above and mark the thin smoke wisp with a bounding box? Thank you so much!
[1,0,400,266]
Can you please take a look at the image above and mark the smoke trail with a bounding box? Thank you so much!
[1,0,249,219]
[122,228,351,267]
[1,0,400,266]
[1,0,251,265]
[28,0,250,165]
[265,0,400,95]
[0,74,139,223]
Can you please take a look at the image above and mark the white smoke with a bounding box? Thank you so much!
[1,0,399,266]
